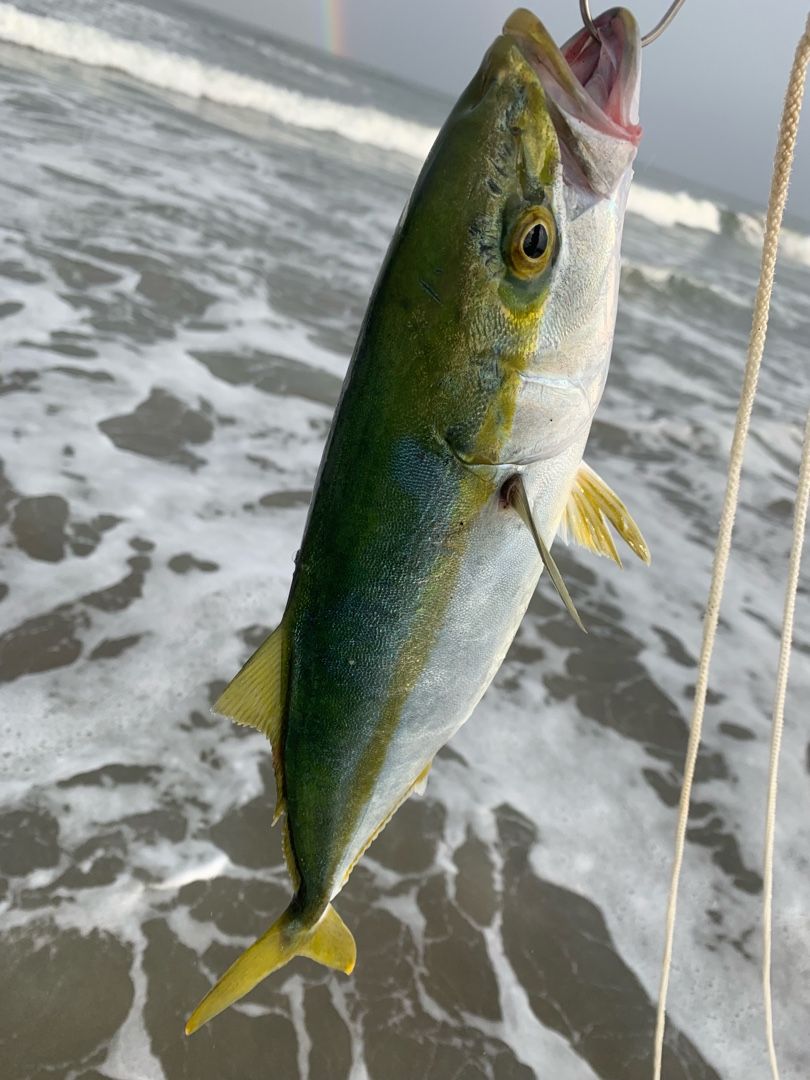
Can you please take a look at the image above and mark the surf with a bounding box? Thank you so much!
[0,3,436,160]
[627,184,810,268]
[3,3,809,271]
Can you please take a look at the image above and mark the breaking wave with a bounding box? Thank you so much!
[0,4,437,160]
[628,185,810,268]
[628,185,721,233]
[1,3,808,268]
[719,206,810,267]
[621,260,752,317]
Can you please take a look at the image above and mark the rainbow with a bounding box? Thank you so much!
[321,0,347,56]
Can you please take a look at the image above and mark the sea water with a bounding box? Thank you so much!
[0,2,809,1078]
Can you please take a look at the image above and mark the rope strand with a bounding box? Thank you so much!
[652,18,810,1079]
[762,412,810,1080]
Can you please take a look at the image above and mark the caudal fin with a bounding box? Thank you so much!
[185,903,356,1035]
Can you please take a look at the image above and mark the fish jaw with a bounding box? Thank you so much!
[503,6,642,197]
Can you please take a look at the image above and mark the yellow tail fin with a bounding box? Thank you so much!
[184,903,356,1035]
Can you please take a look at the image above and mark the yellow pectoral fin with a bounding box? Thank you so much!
[214,616,290,820]
[185,903,355,1036]
[562,462,651,567]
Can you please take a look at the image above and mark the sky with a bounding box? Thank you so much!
[178,0,809,217]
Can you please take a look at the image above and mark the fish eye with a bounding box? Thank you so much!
[507,206,556,279]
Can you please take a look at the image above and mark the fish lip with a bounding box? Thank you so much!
[503,6,642,146]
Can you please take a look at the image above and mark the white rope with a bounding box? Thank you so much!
[652,17,810,1079]
[762,411,810,1080]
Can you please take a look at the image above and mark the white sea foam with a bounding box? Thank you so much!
[628,184,722,233]
[0,4,437,160]
[621,259,752,311]
[778,226,810,265]
[628,184,810,268]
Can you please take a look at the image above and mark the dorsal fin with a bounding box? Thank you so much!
[214,618,290,821]
[561,461,651,567]
[214,620,288,738]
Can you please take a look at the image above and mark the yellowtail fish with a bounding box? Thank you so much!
[186,5,650,1034]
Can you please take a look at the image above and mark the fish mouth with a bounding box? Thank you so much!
[504,6,642,147]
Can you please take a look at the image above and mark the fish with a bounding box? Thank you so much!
[186,5,649,1034]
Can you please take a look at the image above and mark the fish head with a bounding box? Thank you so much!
[411,8,641,467]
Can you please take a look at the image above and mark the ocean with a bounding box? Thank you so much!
[0,1,809,1078]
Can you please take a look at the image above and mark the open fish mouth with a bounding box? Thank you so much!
[504,6,641,145]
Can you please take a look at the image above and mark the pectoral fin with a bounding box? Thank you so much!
[214,616,290,821]
[504,473,587,634]
[561,462,651,567]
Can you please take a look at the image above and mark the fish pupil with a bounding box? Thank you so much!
[522,223,548,259]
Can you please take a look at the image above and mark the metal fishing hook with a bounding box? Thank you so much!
[579,0,687,46]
